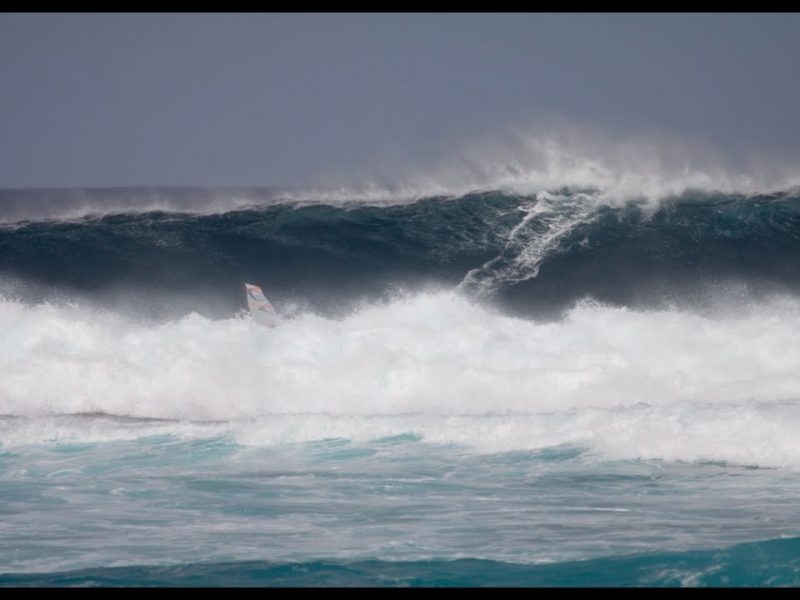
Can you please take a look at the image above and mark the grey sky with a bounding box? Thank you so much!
[1,13,799,188]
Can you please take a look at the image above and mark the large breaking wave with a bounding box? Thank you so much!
[2,189,800,318]
[1,175,800,468]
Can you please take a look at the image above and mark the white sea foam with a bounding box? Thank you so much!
[1,291,799,467]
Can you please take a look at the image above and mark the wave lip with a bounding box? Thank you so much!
[3,125,800,223]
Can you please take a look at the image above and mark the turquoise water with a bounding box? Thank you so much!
[2,417,799,586]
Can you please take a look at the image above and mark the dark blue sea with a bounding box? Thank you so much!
[1,185,799,586]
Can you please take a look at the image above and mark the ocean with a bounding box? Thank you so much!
[1,185,799,586]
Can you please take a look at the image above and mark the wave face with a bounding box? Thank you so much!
[2,189,799,320]
[2,186,800,586]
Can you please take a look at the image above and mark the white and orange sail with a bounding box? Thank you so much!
[244,282,278,327]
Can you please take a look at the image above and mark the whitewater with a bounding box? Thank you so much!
[1,163,800,585]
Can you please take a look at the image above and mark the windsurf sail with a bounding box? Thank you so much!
[245,282,278,327]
